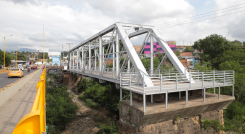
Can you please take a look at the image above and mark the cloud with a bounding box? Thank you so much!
[0,0,244,53]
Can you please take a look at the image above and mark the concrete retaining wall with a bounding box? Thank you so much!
[0,69,42,108]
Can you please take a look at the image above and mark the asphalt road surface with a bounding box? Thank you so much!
[0,69,39,88]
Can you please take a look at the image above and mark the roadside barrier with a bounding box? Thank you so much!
[13,68,46,134]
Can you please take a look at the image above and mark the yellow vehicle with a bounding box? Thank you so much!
[8,68,24,78]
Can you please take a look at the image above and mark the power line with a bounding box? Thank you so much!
[156,6,245,28]
[156,9,245,30]
[155,2,245,27]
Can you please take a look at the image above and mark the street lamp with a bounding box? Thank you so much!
[15,45,22,68]
[3,35,13,70]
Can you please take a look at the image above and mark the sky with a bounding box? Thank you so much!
[0,0,244,52]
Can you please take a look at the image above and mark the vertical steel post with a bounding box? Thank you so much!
[198,70,199,80]
[218,86,220,100]
[202,72,204,88]
[99,36,102,72]
[143,75,145,91]
[203,88,206,102]
[95,48,97,71]
[176,73,178,90]
[116,32,119,77]
[223,71,225,86]
[150,34,154,76]
[128,58,130,73]
[165,91,168,108]
[151,94,153,103]
[130,91,132,105]
[102,46,104,69]
[179,92,181,99]
[69,52,71,71]
[189,73,191,89]
[169,69,170,79]
[113,43,115,77]
[77,50,79,72]
[130,74,131,89]
[213,71,215,94]
[81,47,84,71]
[143,93,146,112]
[186,88,188,105]
[72,51,74,71]
[89,42,91,71]
[160,74,162,91]
[232,71,234,97]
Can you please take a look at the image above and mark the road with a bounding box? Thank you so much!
[0,69,39,88]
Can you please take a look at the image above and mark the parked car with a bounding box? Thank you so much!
[31,66,37,69]
[8,68,24,78]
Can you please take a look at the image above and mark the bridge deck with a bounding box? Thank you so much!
[0,70,42,134]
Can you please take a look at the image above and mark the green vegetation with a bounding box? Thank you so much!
[193,34,245,133]
[0,49,13,65]
[201,118,224,132]
[46,73,78,133]
[184,46,194,52]
[78,78,129,114]
[97,118,118,134]
[193,34,237,69]
[77,78,131,134]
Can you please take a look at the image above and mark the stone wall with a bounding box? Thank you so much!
[118,110,225,134]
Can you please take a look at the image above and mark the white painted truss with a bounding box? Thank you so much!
[69,22,193,87]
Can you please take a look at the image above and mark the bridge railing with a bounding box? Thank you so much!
[13,68,46,134]
[120,70,234,93]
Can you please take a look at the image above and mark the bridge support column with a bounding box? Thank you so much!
[165,91,168,108]
[89,42,91,72]
[150,34,154,76]
[151,94,153,103]
[179,91,181,99]
[218,86,220,100]
[186,89,188,105]
[120,88,122,101]
[203,88,206,102]
[143,93,146,112]
[99,36,102,73]
[116,32,119,77]
[130,91,132,105]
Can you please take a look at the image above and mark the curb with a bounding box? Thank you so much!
[0,69,42,108]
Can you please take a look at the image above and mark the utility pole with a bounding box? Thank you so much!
[3,35,13,70]
[16,46,17,68]
[67,43,73,51]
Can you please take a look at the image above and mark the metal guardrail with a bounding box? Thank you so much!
[120,70,234,93]
[13,68,46,134]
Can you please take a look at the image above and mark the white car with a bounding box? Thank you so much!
[18,64,24,71]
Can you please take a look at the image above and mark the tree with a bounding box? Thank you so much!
[17,53,26,61]
[193,34,237,69]
[184,46,194,52]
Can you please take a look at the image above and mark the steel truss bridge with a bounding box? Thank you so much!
[68,22,234,112]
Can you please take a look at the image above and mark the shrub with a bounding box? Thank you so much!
[46,74,78,133]
[97,119,118,134]
[77,79,129,114]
